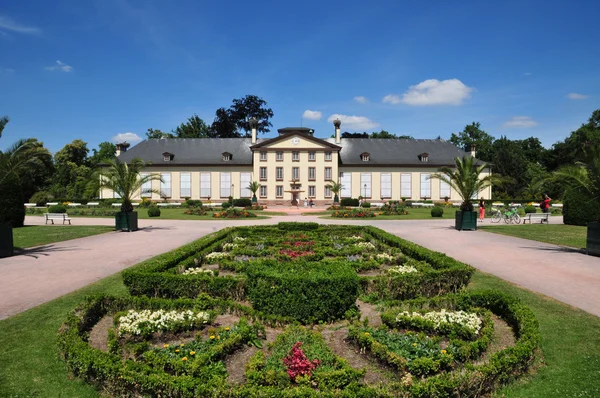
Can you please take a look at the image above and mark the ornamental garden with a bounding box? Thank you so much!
[58,222,539,397]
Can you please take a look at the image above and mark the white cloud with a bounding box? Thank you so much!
[382,94,401,104]
[113,132,142,144]
[45,60,73,72]
[567,92,589,100]
[354,96,368,104]
[398,78,474,106]
[327,114,379,130]
[0,15,40,34]
[502,116,538,128]
[302,110,322,120]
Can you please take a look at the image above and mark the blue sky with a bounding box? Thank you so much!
[1,0,598,153]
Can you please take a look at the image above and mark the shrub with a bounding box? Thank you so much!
[340,198,360,207]
[431,207,444,217]
[361,202,371,208]
[332,209,376,218]
[563,188,600,226]
[277,222,319,231]
[147,205,161,217]
[30,191,52,206]
[0,175,25,227]
[48,204,67,214]
[184,199,202,208]
[213,209,257,218]
[233,198,252,207]
[221,202,231,209]
[523,205,536,214]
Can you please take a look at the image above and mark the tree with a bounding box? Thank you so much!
[146,128,174,139]
[450,122,494,161]
[431,156,495,211]
[398,135,415,139]
[12,138,53,202]
[210,108,239,138]
[248,181,260,203]
[88,142,116,167]
[52,139,92,198]
[341,132,369,138]
[0,116,8,138]
[326,181,344,204]
[95,158,162,213]
[489,136,528,198]
[370,130,397,139]
[173,114,210,138]
[229,95,274,136]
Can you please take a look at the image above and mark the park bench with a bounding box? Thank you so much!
[370,202,385,208]
[522,213,550,224]
[24,203,36,208]
[45,213,71,225]
[87,202,99,207]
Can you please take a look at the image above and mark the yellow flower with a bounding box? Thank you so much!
[182,357,188,361]
[364,332,370,336]
[210,335,215,339]
[216,335,220,340]
[175,349,180,353]
[163,344,169,348]
[441,349,447,354]
[412,343,417,347]
[180,343,184,347]
[225,327,230,331]
[190,351,196,356]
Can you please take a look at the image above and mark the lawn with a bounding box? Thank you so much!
[1,267,598,396]
[12,225,115,249]
[479,224,587,249]
[27,208,278,220]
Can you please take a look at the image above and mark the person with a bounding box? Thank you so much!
[479,197,486,222]
[304,197,308,207]
[309,199,314,208]
[541,194,552,217]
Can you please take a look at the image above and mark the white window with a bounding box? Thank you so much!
[276,167,283,180]
[260,185,267,197]
[240,172,252,198]
[260,151,267,161]
[163,155,171,162]
[420,173,431,198]
[276,186,283,197]
[141,173,152,198]
[401,173,412,198]
[324,167,332,181]
[292,167,299,180]
[361,173,372,198]
[200,172,211,198]
[161,173,171,198]
[220,172,231,197]
[340,172,352,198]
[325,151,332,161]
[308,186,316,198]
[260,167,267,180]
[381,173,392,199]
[180,173,191,198]
[222,153,232,161]
[440,180,451,199]
[308,151,316,161]
[309,167,316,180]
[361,153,370,162]
[276,151,283,161]
[292,151,299,161]
[324,186,332,197]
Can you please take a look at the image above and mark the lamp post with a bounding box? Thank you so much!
[231,183,234,203]
[363,184,367,204]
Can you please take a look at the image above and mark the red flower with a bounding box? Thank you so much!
[282,342,320,381]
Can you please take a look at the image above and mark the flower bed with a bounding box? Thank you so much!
[332,209,377,218]
[213,208,257,218]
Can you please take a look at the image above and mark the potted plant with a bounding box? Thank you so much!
[326,181,343,204]
[431,155,494,231]
[248,181,260,204]
[95,158,162,232]
[552,145,600,256]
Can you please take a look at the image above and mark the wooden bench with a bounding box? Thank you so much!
[45,213,71,225]
[523,213,549,224]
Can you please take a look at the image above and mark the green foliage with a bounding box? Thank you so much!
[277,222,319,231]
[524,205,536,214]
[332,209,376,218]
[0,174,25,227]
[340,197,360,207]
[147,205,161,217]
[211,95,274,138]
[563,188,600,226]
[246,259,359,323]
[431,207,444,217]
[449,122,495,161]
[48,204,67,213]
[221,202,231,209]
[233,198,252,207]
[29,191,52,206]
[361,201,371,208]
[173,114,210,138]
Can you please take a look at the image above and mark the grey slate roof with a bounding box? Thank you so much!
[324,138,479,166]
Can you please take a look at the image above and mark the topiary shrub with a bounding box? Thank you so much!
[233,198,252,207]
[563,188,600,226]
[221,202,231,209]
[431,207,444,217]
[48,204,67,214]
[147,205,161,217]
[524,205,536,214]
[30,191,52,206]
[361,202,371,208]
[0,175,25,227]
[340,198,360,207]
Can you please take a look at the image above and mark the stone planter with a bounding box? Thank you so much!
[252,195,257,204]
[0,222,13,258]
[115,212,138,232]
[587,221,600,256]
[455,210,477,231]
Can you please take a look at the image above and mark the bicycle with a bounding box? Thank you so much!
[490,206,521,224]
[490,207,502,223]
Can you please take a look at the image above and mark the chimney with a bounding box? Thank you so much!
[470,144,476,158]
[115,142,130,157]
[333,118,341,144]
[249,117,258,144]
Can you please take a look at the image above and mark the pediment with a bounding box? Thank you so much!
[251,133,340,151]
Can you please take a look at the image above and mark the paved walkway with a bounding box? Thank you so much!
[1,214,598,320]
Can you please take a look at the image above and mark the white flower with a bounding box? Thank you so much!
[222,243,237,251]
[233,237,246,241]
[356,242,376,250]
[395,309,482,335]
[117,309,211,336]
[388,265,418,274]
[347,235,363,241]
[205,252,228,260]
[182,267,214,276]
[376,253,394,261]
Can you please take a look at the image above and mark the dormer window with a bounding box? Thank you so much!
[222,152,232,161]
[162,152,174,162]
[361,152,370,162]
[419,153,429,162]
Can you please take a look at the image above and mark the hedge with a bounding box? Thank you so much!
[277,222,319,231]
[233,198,253,207]
[246,259,359,323]
[563,188,600,226]
[340,198,360,207]
[0,174,25,227]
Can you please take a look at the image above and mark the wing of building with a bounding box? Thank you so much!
[105,123,490,204]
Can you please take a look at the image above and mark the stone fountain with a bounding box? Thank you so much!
[284,180,305,206]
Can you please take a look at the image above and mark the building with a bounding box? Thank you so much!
[104,120,491,204]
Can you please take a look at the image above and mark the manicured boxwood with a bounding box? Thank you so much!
[340,198,360,207]
[246,259,359,323]
[48,204,67,213]
[431,206,444,217]
[277,222,319,231]
[147,205,161,217]
[233,198,253,207]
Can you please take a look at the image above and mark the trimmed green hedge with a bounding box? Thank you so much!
[340,198,360,207]
[0,174,25,227]
[246,259,359,323]
[277,222,319,231]
[563,188,600,226]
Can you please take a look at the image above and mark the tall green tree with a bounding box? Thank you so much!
[489,136,528,198]
[173,115,210,138]
[146,128,174,139]
[52,139,92,198]
[210,108,239,138]
[229,95,274,136]
[370,130,397,139]
[0,116,8,138]
[450,122,494,161]
[88,142,116,167]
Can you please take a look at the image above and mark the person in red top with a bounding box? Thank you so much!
[541,194,552,215]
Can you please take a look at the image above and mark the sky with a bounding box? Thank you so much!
[1,0,599,153]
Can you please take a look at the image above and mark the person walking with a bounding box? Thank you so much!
[541,194,551,222]
[479,197,486,222]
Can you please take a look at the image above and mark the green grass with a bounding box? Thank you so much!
[28,208,271,220]
[1,261,598,396]
[13,225,114,249]
[479,224,587,249]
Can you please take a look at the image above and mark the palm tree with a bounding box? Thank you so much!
[95,158,162,213]
[431,155,495,211]
[248,181,260,203]
[0,138,50,185]
[326,181,344,204]
[0,116,9,138]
